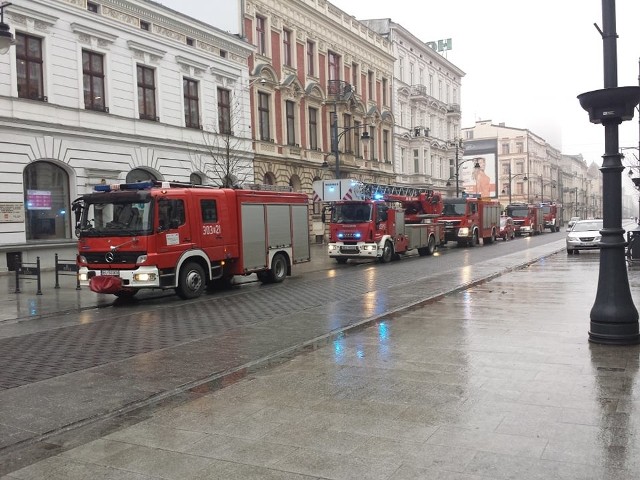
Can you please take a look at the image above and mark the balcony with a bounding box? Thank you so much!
[327,80,355,101]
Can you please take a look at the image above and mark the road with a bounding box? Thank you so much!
[0,229,577,473]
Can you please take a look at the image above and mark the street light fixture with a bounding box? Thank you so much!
[445,139,481,197]
[500,164,527,205]
[321,108,370,178]
[0,2,14,55]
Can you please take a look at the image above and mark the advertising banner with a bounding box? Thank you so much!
[460,139,498,198]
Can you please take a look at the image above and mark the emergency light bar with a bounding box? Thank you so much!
[94,181,155,192]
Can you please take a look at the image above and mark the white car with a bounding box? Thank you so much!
[566,219,603,254]
[567,216,581,229]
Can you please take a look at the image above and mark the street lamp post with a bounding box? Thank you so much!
[0,2,15,55]
[501,163,527,205]
[322,107,370,178]
[446,156,480,198]
[577,0,640,344]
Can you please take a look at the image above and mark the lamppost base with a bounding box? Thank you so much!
[588,322,640,345]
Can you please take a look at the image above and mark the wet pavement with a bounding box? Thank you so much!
[4,240,640,478]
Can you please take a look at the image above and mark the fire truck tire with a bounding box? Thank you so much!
[176,262,206,299]
[268,253,288,283]
[379,241,393,263]
[469,230,479,247]
[424,235,436,255]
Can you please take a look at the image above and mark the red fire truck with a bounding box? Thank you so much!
[313,179,445,263]
[439,195,501,247]
[506,202,544,236]
[540,202,562,232]
[72,181,310,299]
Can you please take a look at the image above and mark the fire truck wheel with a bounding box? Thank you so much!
[469,230,479,247]
[379,241,393,263]
[268,253,288,283]
[176,262,206,299]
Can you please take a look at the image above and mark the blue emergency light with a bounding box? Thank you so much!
[94,181,155,192]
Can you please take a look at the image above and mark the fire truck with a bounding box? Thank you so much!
[312,179,445,263]
[439,195,501,247]
[540,202,562,232]
[506,202,544,236]
[72,181,310,299]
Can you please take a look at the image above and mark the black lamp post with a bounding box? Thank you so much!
[446,140,480,197]
[0,2,14,55]
[501,164,528,204]
[322,108,370,179]
[577,0,640,345]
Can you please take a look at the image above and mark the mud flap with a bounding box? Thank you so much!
[89,276,123,294]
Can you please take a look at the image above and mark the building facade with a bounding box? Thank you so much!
[0,0,253,270]
[361,19,464,192]
[462,120,602,222]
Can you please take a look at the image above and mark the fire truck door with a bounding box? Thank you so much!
[197,197,227,261]
[157,198,193,263]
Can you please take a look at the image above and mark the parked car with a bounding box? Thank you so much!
[567,216,581,229]
[499,216,515,241]
[566,219,603,254]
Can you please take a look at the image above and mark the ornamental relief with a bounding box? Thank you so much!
[7,13,26,26]
[102,6,138,27]
[155,25,184,43]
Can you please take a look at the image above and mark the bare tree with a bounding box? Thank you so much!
[189,89,254,188]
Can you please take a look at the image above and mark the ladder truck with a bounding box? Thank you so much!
[312,179,445,264]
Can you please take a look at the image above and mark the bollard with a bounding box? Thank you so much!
[36,257,42,295]
[14,255,20,294]
[54,253,60,289]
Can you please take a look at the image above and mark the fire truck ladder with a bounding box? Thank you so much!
[359,182,434,199]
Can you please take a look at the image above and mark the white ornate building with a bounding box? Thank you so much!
[0,0,253,270]
[359,19,465,192]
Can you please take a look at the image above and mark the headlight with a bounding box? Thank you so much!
[328,245,337,251]
[595,236,601,242]
[458,227,469,236]
[134,273,156,282]
[79,273,88,281]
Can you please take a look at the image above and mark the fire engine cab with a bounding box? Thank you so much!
[73,181,310,299]
[313,179,444,263]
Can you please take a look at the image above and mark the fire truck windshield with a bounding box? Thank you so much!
[507,207,529,217]
[442,203,466,215]
[80,200,153,236]
[332,203,372,223]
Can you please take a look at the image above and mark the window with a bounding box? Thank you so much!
[516,142,524,153]
[308,107,318,150]
[383,130,389,162]
[368,71,374,100]
[256,15,266,55]
[351,62,358,89]
[16,33,44,101]
[137,65,156,120]
[190,173,203,185]
[343,114,352,153]
[354,121,361,157]
[87,2,99,13]
[126,169,157,183]
[23,162,70,241]
[183,78,200,128]
[369,126,375,160]
[140,20,150,31]
[217,87,231,134]
[201,199,218,223]
[502,143,510,154]
[158,199,185,230]
[399,57,404,82]
[306,41,315,76]
[82,50,105,111]
[328,51,339,81]
[186,37,194,47]
[286,100,295,145]
[258,92,270,141]
[283,29,292,66]
[414,149,419,173]
[428,74,433,95]
[409,63,414,85]
[382,78,388,105]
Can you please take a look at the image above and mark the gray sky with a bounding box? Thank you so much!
[331,0,640,168]
[161,0,639,168]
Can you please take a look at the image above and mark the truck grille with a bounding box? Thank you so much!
[84,251,145,265]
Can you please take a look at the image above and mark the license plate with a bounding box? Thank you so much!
[101,270,120,276]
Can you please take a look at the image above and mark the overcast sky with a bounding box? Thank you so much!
[330,0,640,168]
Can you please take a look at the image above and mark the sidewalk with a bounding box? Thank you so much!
[4,242,640,479]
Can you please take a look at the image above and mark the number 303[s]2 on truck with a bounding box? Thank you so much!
[73,181,311,299]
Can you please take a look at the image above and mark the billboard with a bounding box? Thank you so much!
[460,139,498,198]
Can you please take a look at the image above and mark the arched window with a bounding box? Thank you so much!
[263,172,276,185]
[289,174,301,192]
[190,172,203,185]
[126,168,158,183]
[23,161,71,241]
[312,175,322,215]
